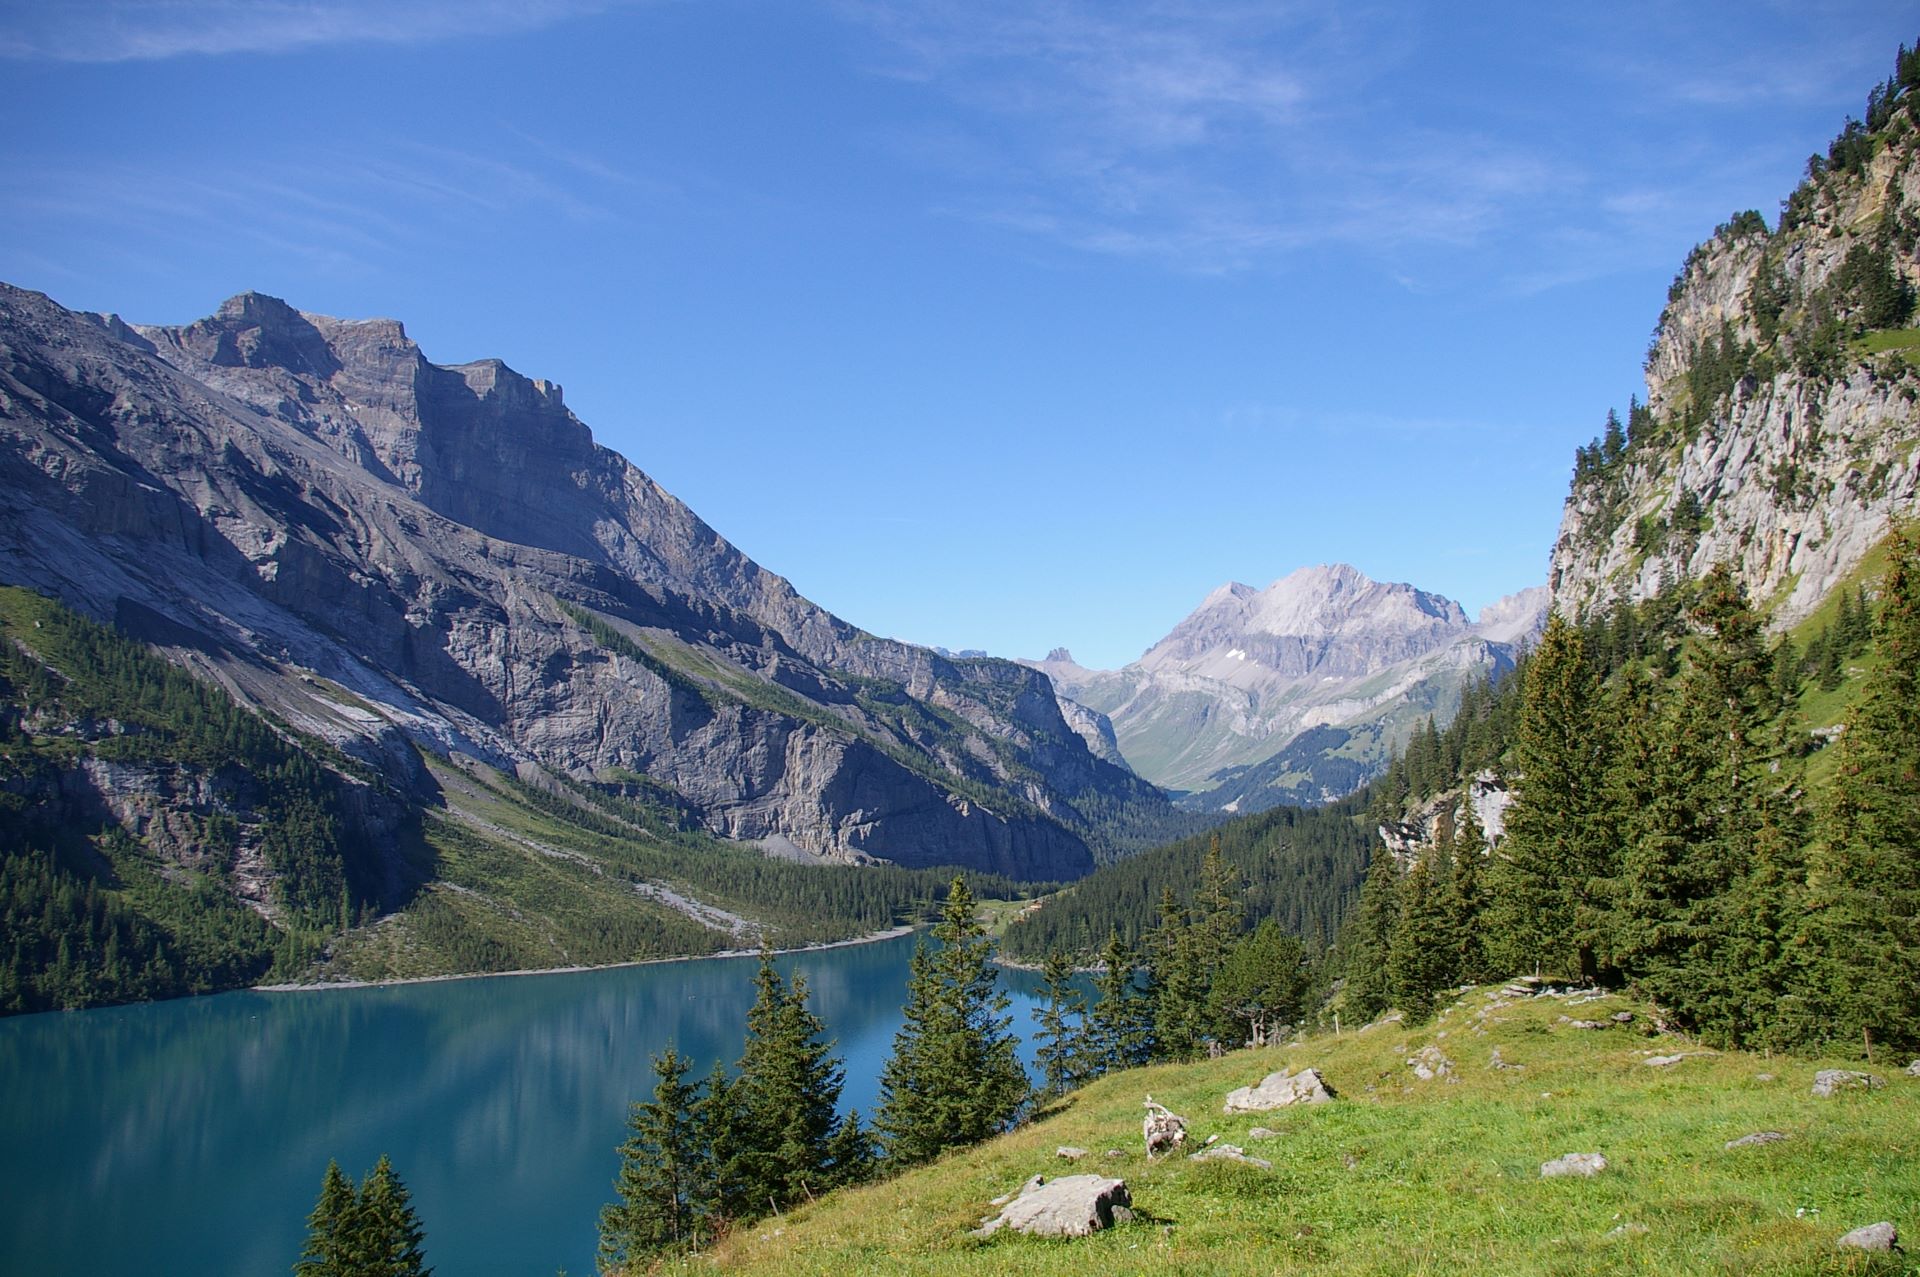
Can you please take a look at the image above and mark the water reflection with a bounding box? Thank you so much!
[0,935,1065,1277]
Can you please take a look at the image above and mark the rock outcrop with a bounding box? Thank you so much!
[1222,1067,1335,1111]
[1549,116,1920,628]
[974,1175,1132,1238]
[0,283,1180,879]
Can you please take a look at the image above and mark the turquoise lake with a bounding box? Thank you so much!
[0,932,1068,1276]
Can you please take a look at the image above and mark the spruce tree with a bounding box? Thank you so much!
[1210,919,1309,1047]
[356,1156,429,1277]
[1339,848,1401,1021]
[295,1160,359,1277]
[1487,613,1614,980]
[874,877,1028,1166]
[1147,885,1205,1059]
[599,1048,712,1269]
[1388,834,1457,1022]
[1033,949,1089,1097]
[723,947,858,1214]
[1811,527,1920,1056]
[1444,809,1490,984]
[1087,929,1153,1073]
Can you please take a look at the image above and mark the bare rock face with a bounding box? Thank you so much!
[973,1174,1132,1238]
[0,283,1179,879]
[1223,1067,1335,1112]
[1549,127,1920,629]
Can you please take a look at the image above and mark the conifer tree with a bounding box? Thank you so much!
[1811,527,1920,1055]
[1487,613,1614,980]
[874,877,1028,1166]
[1445,810,1490,985]
[1210,919,1309,1047]
[295,1161,360,1277]
[1087,929,1153,1073]
[1147,885,1205,1059]
[1339,849,1401,1021]
[1388,832,1457,1022]
[1034,949,1089,1097]
[723,947,860,1214]
[356,1155,429,1277]
[600,1048,712,1269]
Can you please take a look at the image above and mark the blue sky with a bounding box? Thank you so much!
[3,1,1916,668]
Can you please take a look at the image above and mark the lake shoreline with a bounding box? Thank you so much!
[252,923,918,994]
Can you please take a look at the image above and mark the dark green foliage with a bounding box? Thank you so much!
[295,1155,430,1277]
[1210,918,1310,1047]
[1033,950,1090,1097]
[1485,615,1615,981]
[1085,930,1153,1074]
[1339,849,1401,1023]
[600,1049,714,1268]
[1388,832,1457,1023]
[1809,526,1920,1056]
[874,877,1028,1166]
[999,796,1372,963]
[1834,242,1914,331]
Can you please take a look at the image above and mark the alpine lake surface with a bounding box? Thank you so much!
[0,930,1074,1276]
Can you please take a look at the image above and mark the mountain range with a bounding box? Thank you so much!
[0,285,1182,889]
[1027,566,1546,812]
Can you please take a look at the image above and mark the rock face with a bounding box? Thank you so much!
[1549,123,1920,628]
[974,1175,1132,1238]
[1030,570,1545,810]
[0,284,1180,878]
[1222,1067,1336,1111]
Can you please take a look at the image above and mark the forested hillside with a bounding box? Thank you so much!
[0,587,1049,1013]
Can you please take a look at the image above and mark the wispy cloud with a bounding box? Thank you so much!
[0,0,640,63]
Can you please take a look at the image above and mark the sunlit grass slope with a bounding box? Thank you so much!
[687,984,1918,1277]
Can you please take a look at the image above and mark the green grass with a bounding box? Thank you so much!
[1855,327,1920,357]
[682,986,1919,1276]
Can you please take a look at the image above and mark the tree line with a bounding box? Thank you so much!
[1337,535,1920,1058]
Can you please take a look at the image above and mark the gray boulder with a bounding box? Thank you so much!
[1811,1069,1884,1097]
[1540,1152,1608,1178]
[974,1174,1132,1239]
[1223,1067,1336,1112]
[1407,1045,1454,1080]
[1836,1221,1898,1252]
[1906,1059,1920,1077]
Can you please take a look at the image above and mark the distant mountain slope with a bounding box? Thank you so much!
[0,284,1182,882]
[1028,568,1544,812]
[1550,95,1920,624]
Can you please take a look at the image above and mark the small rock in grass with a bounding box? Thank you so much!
[1836,1221,1898,1252]
[1247,1127,1280,1140]
[1189,1143,1272,1169]
[1104,1149,1127,1160]
[1606,1222,1650,1239]
[1755,1072,1776,1082]
[1567,1019,1607,1030]
[1541,1152,1608,1178]
[1488,1046,1522,1070]
[1645,1053,1689,1068]
[1407,1045,1454,1080]
[1725,1131,1788,1150]
[1056,1146,1088,1161]
[1811,1069,1884,1097]
[1223,1067,1335,1111]
[1611,1011,1635,1024]
[1906,1059,1920,1078]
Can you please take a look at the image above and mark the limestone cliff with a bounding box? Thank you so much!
[1550,94,1920,624]
[0,285,1175,879]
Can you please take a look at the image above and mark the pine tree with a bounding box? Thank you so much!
[1445,810,1490,984]
[1033,949,1089,1097]
[356,1155,429,1277]
[1190,836,1246,1044]
[1487,613,1614,980]
[1810,527,1920,1056]
[599,1048,713,1269]
[874,877,1028,1166]
[723,947,858,1214]
[295,1161,360,1277]
[1340,849,1401,1021]
[1388,834,1457,1023]
[1087,929,1152,1073]
[1210,919,1309,1047]
[1147,885,1205,1060]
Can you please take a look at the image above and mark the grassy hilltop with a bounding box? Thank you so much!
[677,983,1917,1277]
